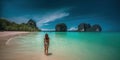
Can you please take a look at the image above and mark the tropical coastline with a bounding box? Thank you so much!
[0,0,120,60]
[0,31,29,48]
[0,32,120,60]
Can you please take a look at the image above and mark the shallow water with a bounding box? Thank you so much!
[0,32,120,60]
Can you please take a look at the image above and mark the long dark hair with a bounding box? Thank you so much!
[45,33,49,40]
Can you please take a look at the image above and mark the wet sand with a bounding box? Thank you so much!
[0,32,74,60]
[0,31,29,47]
[0,31,31,60]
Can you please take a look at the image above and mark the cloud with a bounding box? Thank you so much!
[37,9,69,27]
[68,27,77,31]
[41,28,55,31]
[3,8,70,31]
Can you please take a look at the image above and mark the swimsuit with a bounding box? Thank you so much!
[45,41,48,46]
[44,39,49,47]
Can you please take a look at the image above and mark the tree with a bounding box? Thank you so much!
[0,18,41,31]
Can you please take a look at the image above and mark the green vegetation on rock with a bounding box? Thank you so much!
[55,23,67,32]
[0,18,41,31]
[78,23,102,32]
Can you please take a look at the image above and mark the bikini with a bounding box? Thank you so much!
[44,39,49,46]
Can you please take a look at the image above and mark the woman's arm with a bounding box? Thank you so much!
[48,38,50,46]
[44,38,45,45]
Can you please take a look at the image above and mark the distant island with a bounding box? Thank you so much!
[0,18,41,31]
[78,23,102,32]
[55,23,102,32]
[0,18,102,32]
[55,23,67,32]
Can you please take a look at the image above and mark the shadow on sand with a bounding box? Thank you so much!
[47,53,52,56]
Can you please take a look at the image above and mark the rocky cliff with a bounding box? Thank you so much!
[78,23,102,32]
[55,23,67,32]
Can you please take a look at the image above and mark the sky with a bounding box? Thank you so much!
[0,0,120,31]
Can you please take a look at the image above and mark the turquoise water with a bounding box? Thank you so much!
[1,32,120,60]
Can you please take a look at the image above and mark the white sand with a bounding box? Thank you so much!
[0,31,29,47]
[0,31,29,37]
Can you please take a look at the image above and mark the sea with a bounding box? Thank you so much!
[0,32,120,60]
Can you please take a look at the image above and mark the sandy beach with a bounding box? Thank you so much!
[0,31,29,47]
[0,32,119,60]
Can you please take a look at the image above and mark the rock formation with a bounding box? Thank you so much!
[55,23,67,32]
[78,23,102,32]
[92,24,102,32]
[0,18,40,31]
[27,19,37,28]
[78,23,91,32]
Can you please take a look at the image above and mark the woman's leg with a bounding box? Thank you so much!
[44,45,49,55]
[44,45,47,55]
[46,47,48,55]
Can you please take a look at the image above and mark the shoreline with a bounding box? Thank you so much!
[0,31,30,48]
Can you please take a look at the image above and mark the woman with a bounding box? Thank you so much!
[44,33,49,55]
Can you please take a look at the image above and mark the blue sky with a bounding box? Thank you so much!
[1,0,120,31]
